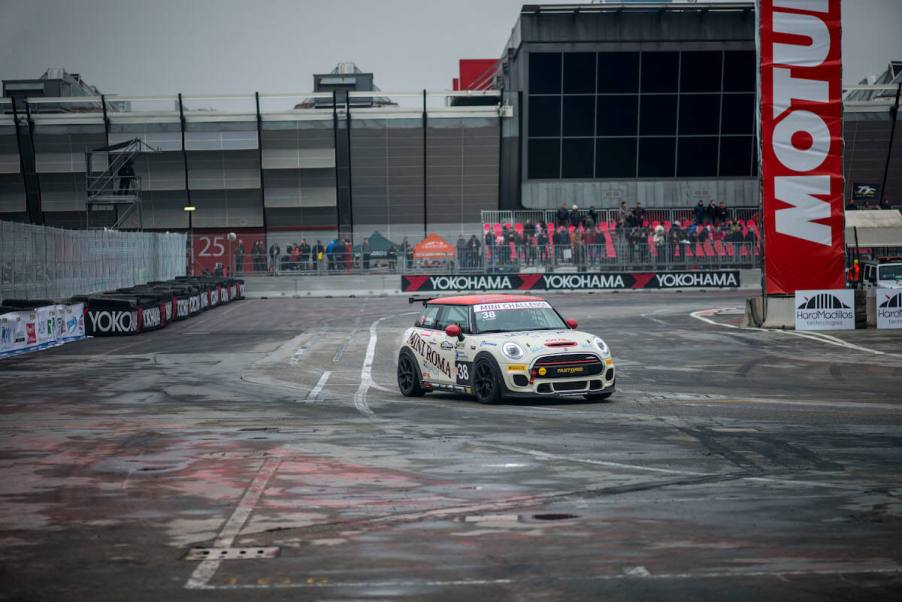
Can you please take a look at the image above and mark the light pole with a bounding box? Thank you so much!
[184,204,196,275]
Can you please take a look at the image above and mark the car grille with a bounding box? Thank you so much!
[553,380,588,392]
[533,353,603,379]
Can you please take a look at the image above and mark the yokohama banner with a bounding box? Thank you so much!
[402,271,740,292]
[758,0,844,294]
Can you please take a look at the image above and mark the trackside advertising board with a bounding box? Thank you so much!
[794,289,854,330]
[758,0,844,294]
[876,288,902,329]
[401,271,740,292]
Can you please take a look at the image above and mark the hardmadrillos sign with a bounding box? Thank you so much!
[401,271,740,292]
[794,289,854,330]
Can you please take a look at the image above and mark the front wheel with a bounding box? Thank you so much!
[473,357,503,404]
[397,351,425,397]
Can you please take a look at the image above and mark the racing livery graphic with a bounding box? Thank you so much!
[397,294,615,403]
[401,271,740,292]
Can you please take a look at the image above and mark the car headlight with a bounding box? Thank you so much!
[593,337,610,355]
[502,342,525,360]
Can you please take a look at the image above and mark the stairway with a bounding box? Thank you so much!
[85,138,156,229]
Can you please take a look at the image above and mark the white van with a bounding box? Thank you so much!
[863,262,902,289]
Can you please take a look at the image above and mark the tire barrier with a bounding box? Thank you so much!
[0,276,245,356]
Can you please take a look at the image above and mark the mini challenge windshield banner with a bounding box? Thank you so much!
[758,0,844,294]
[402,271,740,292]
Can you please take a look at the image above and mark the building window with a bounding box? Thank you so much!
[526,49,756,180]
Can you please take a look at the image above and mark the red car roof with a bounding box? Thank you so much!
[427,294,547,306]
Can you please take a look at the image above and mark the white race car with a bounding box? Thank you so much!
[397,294,615,403]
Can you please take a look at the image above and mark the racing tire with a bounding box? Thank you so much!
[473,356,503,405]
[397,350,425,397]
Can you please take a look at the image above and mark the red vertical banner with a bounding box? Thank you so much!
[758,0,844,294]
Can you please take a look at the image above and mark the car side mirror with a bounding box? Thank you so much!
[444,324,463,340]
[565,318,578,329]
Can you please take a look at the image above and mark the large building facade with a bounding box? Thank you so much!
[498,2,759,210]
[1,3,900,238]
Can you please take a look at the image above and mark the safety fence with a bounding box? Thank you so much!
[215,228,760,277]
[481,208,760,229]
[0,220,187,302]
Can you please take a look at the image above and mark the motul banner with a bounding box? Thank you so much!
[758,0,844,294]
[402,271,740,292]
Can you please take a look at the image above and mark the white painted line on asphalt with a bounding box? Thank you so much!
[690,308,902,359]
[482,443,710,477]
[288,346,307,366]
[185,457,281,590]
[307,371,331,400]
[353,315,394,417]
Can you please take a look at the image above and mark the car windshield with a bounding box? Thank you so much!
[878,265,902,281]
[472,301,567,333]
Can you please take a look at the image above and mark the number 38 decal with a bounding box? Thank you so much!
[455,361,472,385]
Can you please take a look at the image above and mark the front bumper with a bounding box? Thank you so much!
[501,357,616,398]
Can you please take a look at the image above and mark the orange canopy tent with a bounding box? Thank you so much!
[413,233,455,261]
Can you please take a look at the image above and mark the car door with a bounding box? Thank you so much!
[409,304,452,385]
[434,304,473,389]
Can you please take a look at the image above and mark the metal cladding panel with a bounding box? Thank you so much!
[142,191,190,229]
[109,123,182,152]
[134,153,187,191]
[844,118,902,203]
[264,206,335,228]
[184,126,258,151]
[190,188,264,228]
[263,168,335,208]
[39,172,87,211]
[0,174,26,212]
[759,0,844,294]
[33,127,107,173]
[186,150,261,190]
[260,126,335,169]
[0,133,21,174]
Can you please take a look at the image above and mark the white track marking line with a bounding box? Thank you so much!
[482,443,710,477]
[690,308,902,358]
[307,371,331,400]
[185,457,281,590]
[353,315,394,417]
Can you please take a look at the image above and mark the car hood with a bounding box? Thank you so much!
[480,329,603,356]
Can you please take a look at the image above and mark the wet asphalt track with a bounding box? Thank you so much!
[1,291,902,601]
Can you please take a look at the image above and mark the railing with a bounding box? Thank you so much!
[481,208,760,229]
[0,220,186,302]
[211,228,760,278]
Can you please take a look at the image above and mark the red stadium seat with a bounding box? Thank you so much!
[704,240,716,257]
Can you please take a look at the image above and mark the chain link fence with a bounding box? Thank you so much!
[1,221,186,302]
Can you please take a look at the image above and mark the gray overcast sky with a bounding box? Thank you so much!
[1,0,900,96]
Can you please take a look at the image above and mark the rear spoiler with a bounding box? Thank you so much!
[408,295,437,305]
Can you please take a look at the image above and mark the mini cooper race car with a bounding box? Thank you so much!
[397,294,615,403]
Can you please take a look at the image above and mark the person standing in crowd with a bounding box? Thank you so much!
[706,200,718,224]
[401,237,412,270]
[344,239,353,272]
[693,200,706,225]
[467,234,481,269]
[233,240,245,275]
[556,203,569,227]
[572,227,585,271]
[716,201,730,225]
[537,226,549,264]
[362,237,371,270]
[618,201,631,226]
[298,239,311,272]
[583,220,596,265]
[325,239,336,271]
[587,206,598,229]
[569,204,581,228]
[633,202,646,227]
[268,241,281,273]
[456,234,467,269]
[312,240,324,272]
[387,245,398,271]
